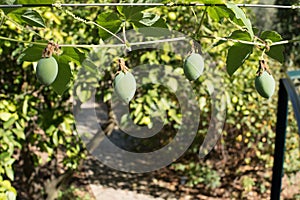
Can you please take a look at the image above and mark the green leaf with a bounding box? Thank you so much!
[51,59,72,95]
[18,43,44,62]
[133,15,169,37]
[21,10,46,28]
[117,3,148,21]
[0,152,10,161]
[260,31,284,63]
[138,13,160,27]
[226,44,253,76]
[96,12,122,40]
[225,3,254,39]
[207,6,231,22]
[52,130,58,146]
[4,166,14,181]
[12,128,25,139]
[4,116,16,129]
[228,30,252,41]
[60,47,85,65]
[0,112,12,121]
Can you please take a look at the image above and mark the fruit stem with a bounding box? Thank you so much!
[118,58,129,73]
[257,59,271,76]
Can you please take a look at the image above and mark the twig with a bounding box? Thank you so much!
[0,35,299,49]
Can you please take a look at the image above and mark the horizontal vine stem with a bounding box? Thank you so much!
[0,35,298,49]
[199,35,265,46]
[0,3,299,9]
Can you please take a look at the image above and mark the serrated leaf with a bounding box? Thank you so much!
[226,3,254,40]
[96,12,122,40]
[51,59,72,95]
[226,44,253,76]
[21,10,46,28]
[260,31,284,63]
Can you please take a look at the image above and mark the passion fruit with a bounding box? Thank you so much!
[113,71,136,103]
[255,70,275,98]
[36,56,58,85]
[183,53,204,81]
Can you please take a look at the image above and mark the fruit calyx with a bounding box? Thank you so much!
[42,41,60,58]
[116,58,129,74]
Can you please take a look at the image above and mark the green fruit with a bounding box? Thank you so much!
[255,71,275,98]
[168,12,177,21]
[36,57,58,85]
[113,71,136,103]
[183,53,204,81]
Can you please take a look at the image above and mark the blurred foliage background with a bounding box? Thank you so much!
[0,0,299,199]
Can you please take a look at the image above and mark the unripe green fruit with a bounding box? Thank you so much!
[113,71,136,103]
[36,57,58,85]
[255,71,275,98]
[168,12,177,21]
[183,53,204,81]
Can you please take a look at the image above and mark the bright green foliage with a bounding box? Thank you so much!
[183,53,204,81]
[21,10,46,28]
[255,71,276,98]
[113,71,137,103]
[0,0,299,198]
[260,30,284,63]
[36,56,58,85]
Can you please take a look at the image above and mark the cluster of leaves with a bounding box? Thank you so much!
[0,0,299,199]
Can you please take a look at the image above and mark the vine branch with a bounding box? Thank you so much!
[1,35,299,49]
[0,3,300,9]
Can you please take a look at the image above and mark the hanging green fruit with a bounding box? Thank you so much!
[255,60,275,99]
[36,56,58,85]
[36,42,60,85]
[183,53,204,81]
[113,59,136,103]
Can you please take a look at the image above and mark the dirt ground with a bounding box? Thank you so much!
[64,156,300,200]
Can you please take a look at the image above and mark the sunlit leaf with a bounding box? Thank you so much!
[21,10,46,28]
[225,3,254,39]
